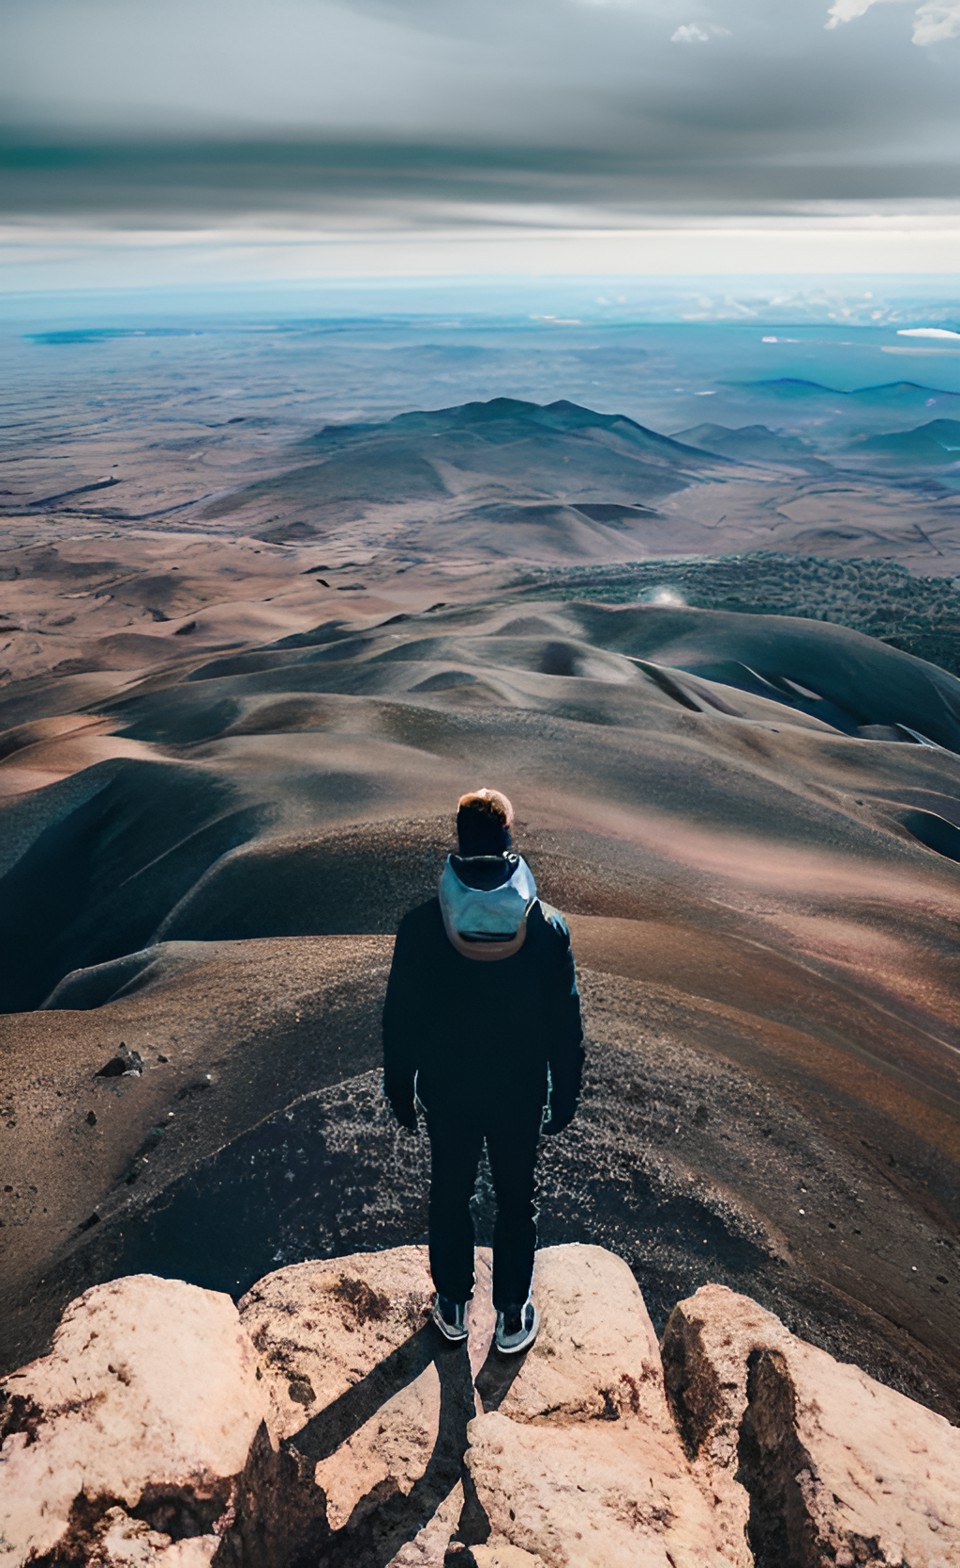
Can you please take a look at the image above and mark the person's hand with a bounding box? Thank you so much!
[389,1098,419,1132]
[542,1103,575,1136]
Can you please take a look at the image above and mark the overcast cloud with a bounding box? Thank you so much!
[1,0,958,283]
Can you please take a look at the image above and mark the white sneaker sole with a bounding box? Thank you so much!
[495,1302,540,1355]
[431,1304,468,1342]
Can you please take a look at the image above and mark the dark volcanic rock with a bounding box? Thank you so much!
[95,1042,144,1079]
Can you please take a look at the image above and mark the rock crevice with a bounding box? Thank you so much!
[735,1348,819,1568]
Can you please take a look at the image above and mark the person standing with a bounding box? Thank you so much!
[382,788,584,1354]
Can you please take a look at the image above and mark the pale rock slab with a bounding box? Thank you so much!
[468,1546,547,1567]
[0,1274,266,1567]
[238,1244,437,1442]
[313,1357,444,1532]
[6,1247,958,1568]
[497,1244,663,1422]
[466,1245,750,1568]
[468,1409,738,1568]
[239,1245,495,1564]
[83,1508,219,1566]
[662,1281,960,1568]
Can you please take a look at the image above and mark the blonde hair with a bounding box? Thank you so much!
[456,787,515,855]
[456,787,514,826]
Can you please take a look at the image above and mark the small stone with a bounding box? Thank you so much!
[95,1042,144,1079]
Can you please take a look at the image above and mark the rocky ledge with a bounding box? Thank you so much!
[0,1245,957,1568]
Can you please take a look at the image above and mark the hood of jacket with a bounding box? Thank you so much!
[438,852,538,961]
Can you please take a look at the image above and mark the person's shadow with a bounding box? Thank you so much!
[284,1321,528,1567]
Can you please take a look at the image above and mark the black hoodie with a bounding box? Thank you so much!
[382,854,584,1124]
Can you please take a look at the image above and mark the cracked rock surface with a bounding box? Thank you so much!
[1,1247,958,1567]
[662,1281,960,1568]
[466,1245,750,1567]
[0,1274,264,1566]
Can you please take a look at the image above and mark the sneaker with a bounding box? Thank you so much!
[432,1294,468,1342]
[495,1299,540,1355]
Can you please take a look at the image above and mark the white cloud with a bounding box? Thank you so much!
[897,326,960,337]
[825,0,882,28]
[825,0,960,43]
[912,2,960,42]
[670,21,730,42]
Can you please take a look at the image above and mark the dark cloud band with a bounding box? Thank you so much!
[1,0,959,225]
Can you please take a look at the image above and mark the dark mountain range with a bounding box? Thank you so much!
[845,418,960,466]
[730,378,844,401]
[202,398,729,539]
[853,381,960,408]
[671,422,817,464]
[308,396,721,463]
[734,378,960,409]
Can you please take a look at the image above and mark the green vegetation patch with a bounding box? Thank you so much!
[511,553,960,679]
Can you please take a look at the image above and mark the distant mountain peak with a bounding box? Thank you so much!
[847,415,960,463]
[857,381,924,394]
[918,416,960,434]
[742,377,840,393]
[545,397,590,414]
[736,376,960,402]
[451,396,539,420]
[389,395,689,446]
[853,380,960,396]
[387,396,539,430]
[671,421,813,462]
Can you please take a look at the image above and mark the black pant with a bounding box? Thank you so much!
[426,1101,543,1310]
